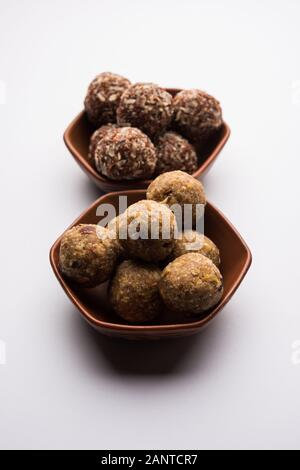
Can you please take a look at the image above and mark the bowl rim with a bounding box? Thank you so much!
[49,190,252,333]
[63,88,231,187]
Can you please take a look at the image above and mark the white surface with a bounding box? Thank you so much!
[0,0,300,451]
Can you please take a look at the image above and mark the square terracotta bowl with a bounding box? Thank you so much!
[63,88,231,192]
[50,191,252,340]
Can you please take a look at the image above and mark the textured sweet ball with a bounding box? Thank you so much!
[172,89,222,141]
[117,200,177,262]
[84,72,131,126]
[110,260,163,323]
[155,131,198,175]
[94,127,157,181]
[172,231,221,266]
[88,124,118,162]
[147,170,206,226]
[117,83,173,140]
[59,224,119,287]
[159,253,223,315]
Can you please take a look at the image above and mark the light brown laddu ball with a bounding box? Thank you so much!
[117,200,177,262]
[117,83,173,140]
[88,124,118,163]
[59,224,120,288]
[155,131,198,175]
[172,230,221,267]
[147,170,206,226]
[159,253,223,315]
[84,72,131,127]
[109,260,163,323]
[95,127,157,181]
[172,89,222,142]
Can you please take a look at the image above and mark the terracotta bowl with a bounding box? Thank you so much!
[63,88,231,192]
[49,191,252,340]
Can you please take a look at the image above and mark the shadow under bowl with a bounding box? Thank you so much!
[63,88,231,192]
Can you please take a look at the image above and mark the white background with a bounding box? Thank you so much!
[0,0,300,450]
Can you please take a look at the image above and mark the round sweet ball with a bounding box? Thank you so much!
[110,260,163,323]
[172,89,222,141]
[88,124,118,162]
[172,230,221,266]
[84,72,131,126]
[59,224,119,287]
[147,170,206,225]
[118,200,177,262]
[117,83,173,140]
[159,253,223,315]
[155,131,198,175]
[95,127,157,181]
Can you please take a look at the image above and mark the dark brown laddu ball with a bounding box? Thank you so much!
[59,224,120,287]
[117,83,173,140]
[155,131,198,175]
[159,253,223,315]
[147,170,206,226]
[109,260,163,323]
[94,127,157,181]
[88,123,118,162]
[84,72,131,126]
[172,89,222,142]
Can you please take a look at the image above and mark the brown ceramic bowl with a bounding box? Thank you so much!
[63,88,231,192]
[50,191,252,340]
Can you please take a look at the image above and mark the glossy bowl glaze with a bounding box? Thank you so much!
[50,191,252,340]
[63,88,231,192]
